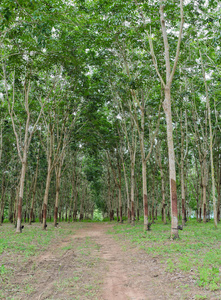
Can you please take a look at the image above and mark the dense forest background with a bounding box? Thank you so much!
[0,0,220,237]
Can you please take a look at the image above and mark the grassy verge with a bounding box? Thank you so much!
[107,219,221,292]
[0,223,103,299]
[0,222,75,258]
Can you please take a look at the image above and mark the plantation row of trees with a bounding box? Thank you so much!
[0,0,220,238]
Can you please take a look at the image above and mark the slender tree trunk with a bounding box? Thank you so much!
[202,158,207,223]
[42,169,51,230]
[16,159,27,233]
[119,186,122,223]
[136,185,140,221]
[107,168,112,221]
[200,49,217,228]
[54,165,61,227]
[163,88,178,238]
[131,159,135,226]
[158,159,166,224]
[122,162,130,223]
[9,188,14,223]
[29,155,39,225]
[151,165,156,223]
[142,160,148,230]
[180,121,186,227]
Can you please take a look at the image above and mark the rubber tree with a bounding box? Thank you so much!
[3,68,46,233]
[135,0,184,238]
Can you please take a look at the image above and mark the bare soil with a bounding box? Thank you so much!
[1,222,219,299]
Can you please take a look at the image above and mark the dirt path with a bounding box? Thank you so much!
[74,223,194,300]
[2,222,217,300]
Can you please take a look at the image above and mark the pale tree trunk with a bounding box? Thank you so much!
[131,157,136,226]
[117,161,122,223]
[3,68,45,233]
[202,157,208,223]
[118,186,122,223]
[54,164,61,226]
[156,142,166,224]
[29,154,39,225]
[151,165,156,223]
[42,168,52,229]
[163,90,178,238]
[41,123,63,229]
[17,157,27,232]
[107,167,112,221]
[69,172,75,222]
[200,49,217,228]
[122,161,130,223]
[138,102,152,231]
[117,105,137,225]
[180,124,186,227]
[120,53,156,230]
[54,139,66,226]
[136,185,140,221]
[144,0,184,238]
[107,152,122,223]
[142,160,148,230]
[161,166,166,224]
[42,129,53,229]
[194,155,200,222]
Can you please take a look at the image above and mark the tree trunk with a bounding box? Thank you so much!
[180,122,186,227]
[54,165,61,227]
[29,154,39,225]
[42,169,51,230]
[151,165,156,224]
[16,160,27,233]
[163,88,178,238]
[160,166,166,224]
[142,160,148,231]
[118,186,122,223]
[200,49,217,228]
[131,159,135,226]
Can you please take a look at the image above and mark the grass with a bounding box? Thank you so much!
[107,218,221,292]
[0,222,75,258]
[0,222,103,299]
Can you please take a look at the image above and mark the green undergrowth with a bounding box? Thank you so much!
[0,223,74,258]
[107,219,221,292]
